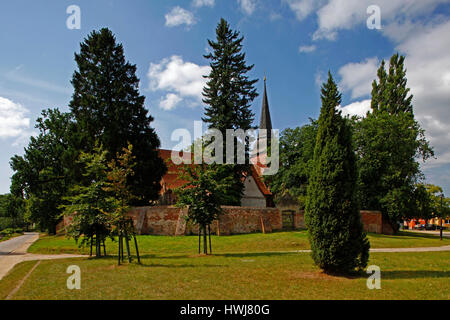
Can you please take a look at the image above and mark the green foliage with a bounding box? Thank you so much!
[10,109,78,234]
[0,194,26,228]
[355,54,434,230]
[202,19,258,205]
[69,28,166,206]
[264,119,318,209]
[61,145,113,256]
[0,218,14,231]
[176,164,234,254]
[305,72,370,274]
[104,143,138,237]
[176,164,233,227]
[421,184,450,218]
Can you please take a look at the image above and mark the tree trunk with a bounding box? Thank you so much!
[198,227,201,254]
[124,229,132,263]
[96,232,100,258]
[118,234,122,265]
[134,235,141,264]
[203,225,208,255]
[208,224,212,255]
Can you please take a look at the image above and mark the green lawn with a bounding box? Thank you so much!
[1,251,449,300]
[0,230,449,300]
[27,230,450,256]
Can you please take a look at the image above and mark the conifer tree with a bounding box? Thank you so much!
[69,28,166,206]
[202,19,258,205]
[305,72,370,274]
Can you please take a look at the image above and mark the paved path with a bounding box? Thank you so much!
[0,233,86,281]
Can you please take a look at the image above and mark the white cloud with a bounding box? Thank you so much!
[0,97,30,140]
[338,99,371,118]
[148,56,211,110]
[192,0,215,8]
[399,21,450,170]
[299,45,317,53]
[338,18,450,171]
[338,57,379,99]
[165,7,196,27]
[312,0,449,41]
[238,0,257,15]
[285,0,326,21]
[160,93,183,111]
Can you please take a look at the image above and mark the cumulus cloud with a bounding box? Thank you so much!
[148,56,211,110]
[0,97,31,140]
[159,93,183,111]
[398,20,450,170]
[312,0,449,41]
[338,99,371,118]
[238,0,257,15]
[165,7,196,27]
[299,45,317,53]
[285,0,326,21]
[338,57,379,99]
[192,0,215,8]
[337,18,450,172]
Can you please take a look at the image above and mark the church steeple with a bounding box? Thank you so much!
[259,76,272,148]
[259,76,273,132]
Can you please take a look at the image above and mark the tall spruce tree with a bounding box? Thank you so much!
[355,54,434,231]
[69,28,166,205]
[202,18,258,205]
[305,72,369,274]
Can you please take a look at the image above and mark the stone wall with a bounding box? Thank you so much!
[128,206,282,236]
[277,208,384,234]
[128,206,188,236]
[59,207,387,236]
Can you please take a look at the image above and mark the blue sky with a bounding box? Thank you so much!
[0,0,449,195]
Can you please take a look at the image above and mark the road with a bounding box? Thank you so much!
[0,233,39,256]
[0,233,86,281]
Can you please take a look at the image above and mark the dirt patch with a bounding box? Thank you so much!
[288,271,350,280]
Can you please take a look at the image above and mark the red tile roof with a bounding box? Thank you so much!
[157,149,272,197]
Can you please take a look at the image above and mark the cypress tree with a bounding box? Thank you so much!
[202,19,258,205]
[69,28,166,205]
[305,72,369,274]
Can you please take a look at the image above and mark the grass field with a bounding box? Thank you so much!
[1,231,449,300]
[27,230,450,256]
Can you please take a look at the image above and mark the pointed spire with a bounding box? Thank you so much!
[260,77,272,132]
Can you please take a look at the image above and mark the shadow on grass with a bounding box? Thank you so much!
[382,270,450,280]
[215,252,298,258]
[320,269,450,280]
[369,231,447,241]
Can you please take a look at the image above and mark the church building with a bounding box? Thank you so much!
[157,77,274,208]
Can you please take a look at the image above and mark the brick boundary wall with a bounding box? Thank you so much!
[58,207,386,236]
[127,206,282,236]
